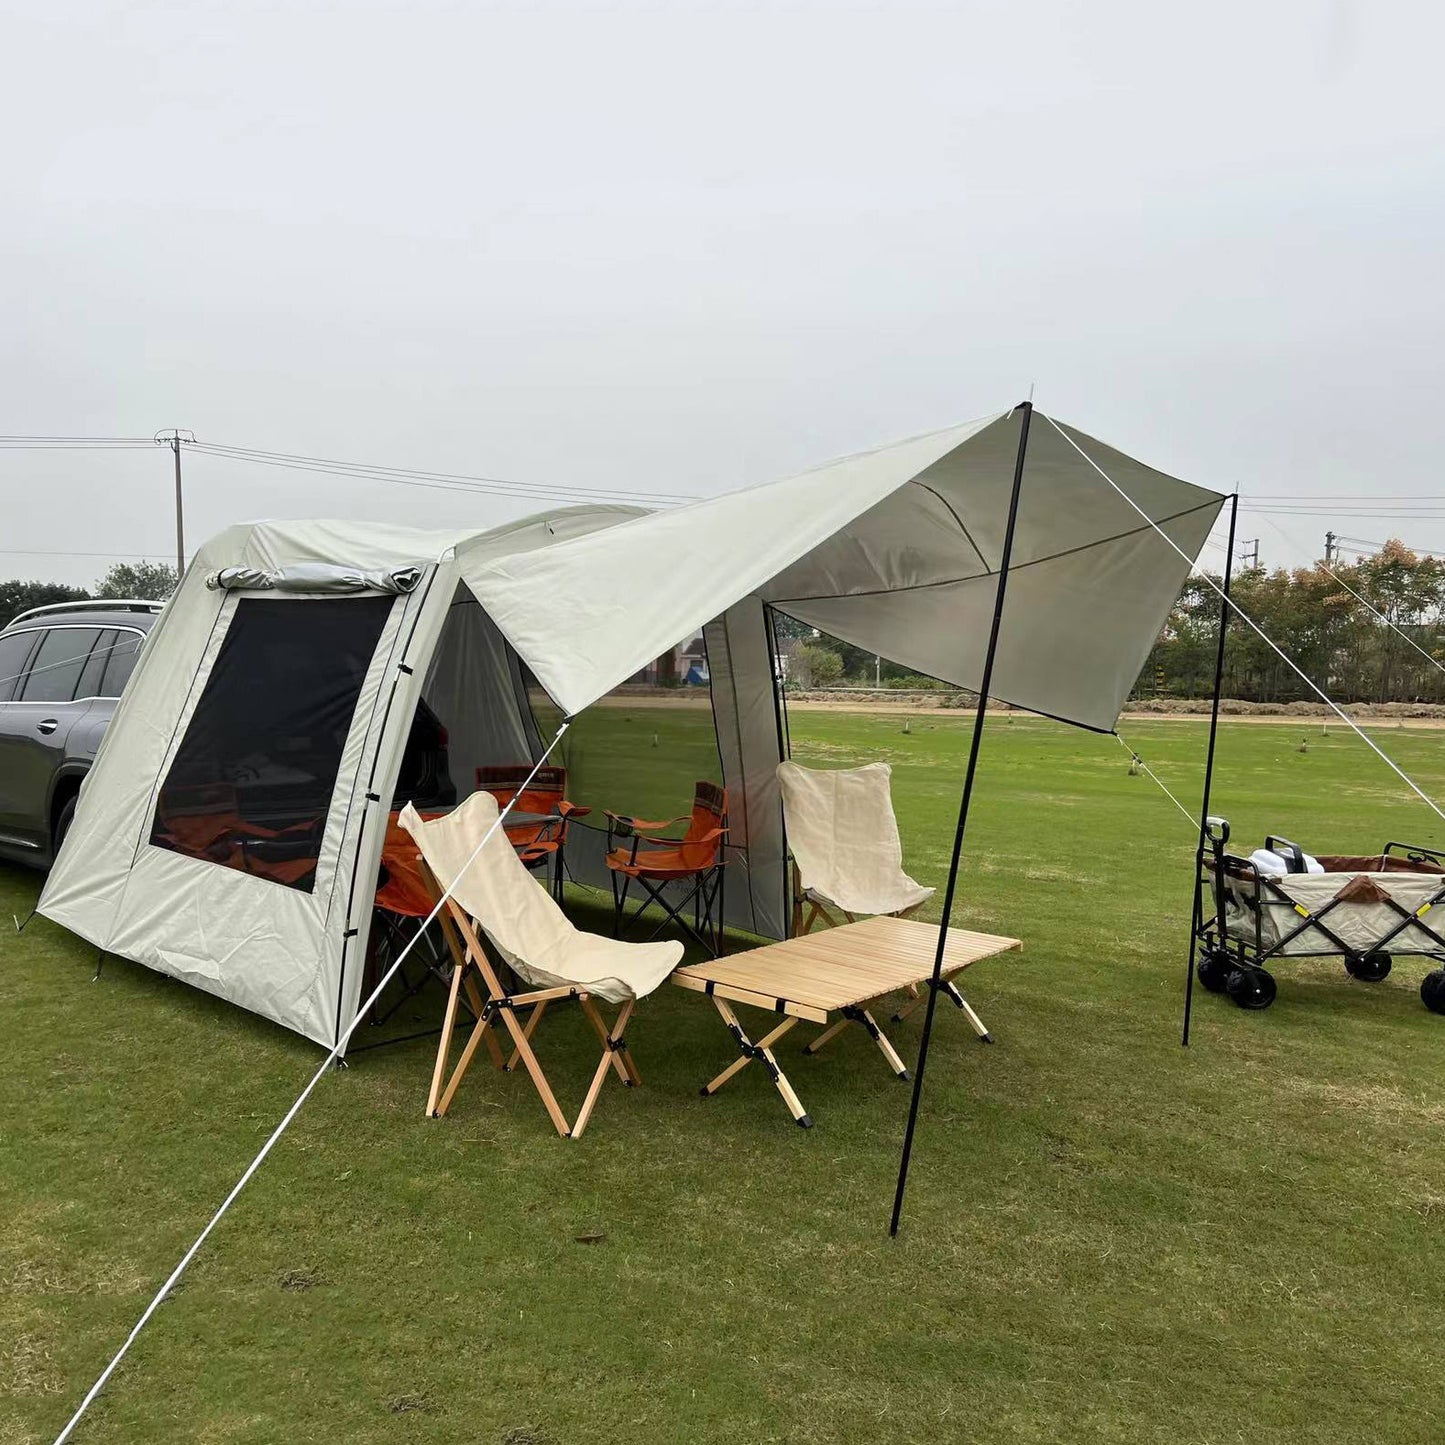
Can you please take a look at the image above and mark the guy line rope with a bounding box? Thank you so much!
[51,722,571,1445]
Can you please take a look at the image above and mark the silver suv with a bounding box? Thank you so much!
[0,599,161,867]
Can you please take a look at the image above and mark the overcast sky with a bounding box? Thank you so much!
[4,0,1443,588]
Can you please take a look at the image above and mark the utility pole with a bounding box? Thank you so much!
[1239,538,1260,569]
[1324,530,1337,566]
[154,429,196,578]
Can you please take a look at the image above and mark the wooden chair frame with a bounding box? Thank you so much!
[417,858,641,1139]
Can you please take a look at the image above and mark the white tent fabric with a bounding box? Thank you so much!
[38,407,1223,1049]
[777,761,933,917]
[399,791,680,1003]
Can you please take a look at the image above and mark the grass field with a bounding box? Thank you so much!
[3,711,1445,1444]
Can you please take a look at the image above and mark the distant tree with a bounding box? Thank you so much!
[0,579,90,630]
[771,614,817,645]
[785,643,844,689]
[93,561,178,601]
[1136,538,1445,704]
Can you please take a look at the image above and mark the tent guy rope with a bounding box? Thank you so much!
[51,721,571,1445]
[1113,730,1198,829]
[1042,413,1445,829]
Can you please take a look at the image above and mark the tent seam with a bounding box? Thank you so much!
[766,497,1222,606]
[912,481,993,576]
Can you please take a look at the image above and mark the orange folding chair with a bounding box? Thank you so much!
[477,764,590,902]
[153,781,322,888]
[605,782,728,956]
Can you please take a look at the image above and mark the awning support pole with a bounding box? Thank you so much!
[889,399,1032,1237]
[1182,491,1238,1046]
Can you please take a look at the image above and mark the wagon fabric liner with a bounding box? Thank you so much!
[1217,855,1445,958]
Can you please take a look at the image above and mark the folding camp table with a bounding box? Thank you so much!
[672,915,1020,1127]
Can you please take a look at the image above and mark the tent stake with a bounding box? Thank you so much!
[1182,491,1238,1046]
[889,400,1033,1238]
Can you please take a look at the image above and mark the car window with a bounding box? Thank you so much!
[0,630,39,703]
[19,627,102,703]
[99,630,144,698]
[76,630,117,699]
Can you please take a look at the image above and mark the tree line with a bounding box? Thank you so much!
[0,562,179,630]
[1142,540,1445,704]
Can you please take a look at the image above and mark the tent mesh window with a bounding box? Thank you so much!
[149,596,395,892]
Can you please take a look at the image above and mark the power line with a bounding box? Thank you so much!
[0,441,155,451]
[1335,534,1445,558]
[188,440,699,507]
[0,432,700,509]
[186,444,685,508]
[0,548,168,560]
[1244,493,1443,502]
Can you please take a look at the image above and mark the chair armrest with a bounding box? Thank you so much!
[604,811,688,833]
[557,801,591,819]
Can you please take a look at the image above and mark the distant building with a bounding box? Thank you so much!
[627,636,709,686]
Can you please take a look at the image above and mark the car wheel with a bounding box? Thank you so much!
[53,796,77,859]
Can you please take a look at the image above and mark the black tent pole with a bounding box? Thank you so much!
[889,400,1032,1238]
[1182,490,1238,1047]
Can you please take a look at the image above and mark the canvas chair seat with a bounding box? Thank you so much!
[606,842,723,881]
[401,792,679,1005]
[777,759,994,1044]
[401,791,682,1137]
[778,761,934,918]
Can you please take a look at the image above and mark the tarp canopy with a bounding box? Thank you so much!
[463,409,1223,730]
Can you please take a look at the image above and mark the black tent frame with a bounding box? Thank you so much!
[887,412,1238,1233]
[889,401,1032,1236]
[1181,492,1239,1046]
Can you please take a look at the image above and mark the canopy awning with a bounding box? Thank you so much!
[459,409,1223,731]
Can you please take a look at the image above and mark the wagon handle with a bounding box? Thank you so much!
[1264,835,1306,873]
[1204,816,1230,846]
[1383,839,1445,866]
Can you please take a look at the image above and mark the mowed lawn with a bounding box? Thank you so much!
[3,711,1445,1444]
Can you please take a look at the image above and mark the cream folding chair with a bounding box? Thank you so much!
[400,792,682,1139]
[776,759,993,1050]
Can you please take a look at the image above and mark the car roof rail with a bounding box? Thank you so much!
[6,598,166,627]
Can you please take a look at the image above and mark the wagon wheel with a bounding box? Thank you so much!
[1421,970,1445,1015]
[1197,950,1233,994]
[1345,951,1392,983]
[1225,966,1277,1010]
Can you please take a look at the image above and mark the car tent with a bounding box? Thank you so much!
[39,406,1224,1050]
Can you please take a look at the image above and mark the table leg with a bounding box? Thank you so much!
[701,999,812,1128]
[892,970,992,1042]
